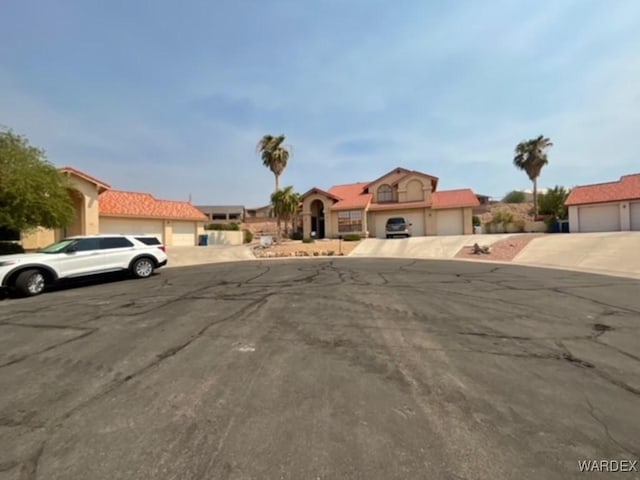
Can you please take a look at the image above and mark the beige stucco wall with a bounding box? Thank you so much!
[21,227,56,250]
[207,230,243,245]
[463,207,473,235]
[425,208,437,235]
[70,176,101,235]
[396,174,433,203]
[301,193,334,238]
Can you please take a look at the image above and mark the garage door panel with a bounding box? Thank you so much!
[578,204,620,232]
[436,209,464,236]
[100,218,164,239]
[172,222,196,246]
[374,211,425,238]
[630,202,640,231]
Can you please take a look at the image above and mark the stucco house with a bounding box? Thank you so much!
[21,167,208,249]
[565,173,640,233]
[299,167,479,239]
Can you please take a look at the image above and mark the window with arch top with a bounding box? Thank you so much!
[377,184,394,202]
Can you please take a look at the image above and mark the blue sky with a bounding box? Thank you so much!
[1,0,639,206]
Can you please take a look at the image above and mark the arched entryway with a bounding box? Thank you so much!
[64,189,86,237]
[310,199,325,239]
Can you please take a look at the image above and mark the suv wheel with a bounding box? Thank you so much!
[132,257,155,278]
[15,269,47,296]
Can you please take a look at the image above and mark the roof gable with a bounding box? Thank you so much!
[299,187,342,201]
[565,173,640,206]
[59,166,111,192]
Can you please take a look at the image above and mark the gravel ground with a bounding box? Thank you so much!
[456,234,544,261]
[254,239,361,257]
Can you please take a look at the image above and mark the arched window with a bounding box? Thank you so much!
[377,184,394,202]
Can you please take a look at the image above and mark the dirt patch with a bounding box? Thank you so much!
[254,239,361,258]
[455,235,544,262]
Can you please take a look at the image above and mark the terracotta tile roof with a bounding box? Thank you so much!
[99,190,208,221]
[326,182,371,210]
[368,200,432,211]
[565,174,640,206]
[59,166,111,191]
[431,189,480,209]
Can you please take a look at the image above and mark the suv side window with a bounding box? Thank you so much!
[135,237,161,246]
[72,238,101,251]
[100,237,134,249]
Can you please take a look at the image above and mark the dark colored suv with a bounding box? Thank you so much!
[385,217,412,238]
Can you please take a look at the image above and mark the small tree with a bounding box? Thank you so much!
[502,190,527,203]
[0,128,75,232]
[271,186,300,240]
[538,186,570,220]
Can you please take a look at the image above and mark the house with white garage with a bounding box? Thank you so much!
[21,167,208,249]
[299,167,479,239]
[565,173,640,232]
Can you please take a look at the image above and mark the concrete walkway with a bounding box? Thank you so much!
[165,245,255,268]
[350,234,520,259]
[513,232,640,279]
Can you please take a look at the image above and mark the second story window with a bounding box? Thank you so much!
[377,184,394,202]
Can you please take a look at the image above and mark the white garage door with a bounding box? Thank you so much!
[374,211,425,238]
[578,204,620,232]
[436,209,464,235]
[172,221,196,246]
[100,217,164,240]
[630,202,640,231]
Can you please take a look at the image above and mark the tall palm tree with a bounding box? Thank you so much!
[513,135,553,216]
[271,186,300,240]
[257,134,291,193]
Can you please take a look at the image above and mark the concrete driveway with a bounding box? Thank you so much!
[514,232,640,279]
[350,234,520,259]
[1,259,638,479]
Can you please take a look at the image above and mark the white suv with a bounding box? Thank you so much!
[0,235,168,297]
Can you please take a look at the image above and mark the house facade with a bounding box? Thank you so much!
[565,174,640,233]
[21,167,208,249]
[299,167,479,239]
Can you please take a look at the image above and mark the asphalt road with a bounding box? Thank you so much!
[1,259,639,480]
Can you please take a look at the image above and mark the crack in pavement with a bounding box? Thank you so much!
[584,394,639,458]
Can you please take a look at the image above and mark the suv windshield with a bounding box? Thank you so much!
[40,239,75,253]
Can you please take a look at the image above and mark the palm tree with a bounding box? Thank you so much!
[257,134,291,193]
[513,135,553,216]
[271,186,300,240]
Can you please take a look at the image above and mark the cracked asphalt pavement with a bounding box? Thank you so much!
[0,259,639,480]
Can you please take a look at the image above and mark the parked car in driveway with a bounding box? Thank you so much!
[385,217,412,238]
[0,235,167,297]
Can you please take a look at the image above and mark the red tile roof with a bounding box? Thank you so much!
[565,174,640,206]
[59,166,111,191]
[431,189,480,209]
[328,182,372,210]
[99,190,208,221]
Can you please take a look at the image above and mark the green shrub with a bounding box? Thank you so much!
[472,215,481,227]
[502,190,527,203]
[341,233,361,242]
[302,238,315,243]
[243,230,254,243]
[205,223,240,231]
[290,231,303,240]
[491,209,516,226]
[0,242,25,256]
